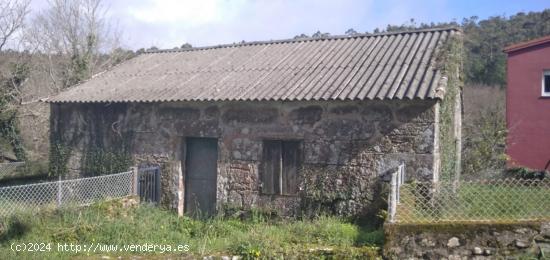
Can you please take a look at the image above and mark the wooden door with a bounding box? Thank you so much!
[185,137,218,218]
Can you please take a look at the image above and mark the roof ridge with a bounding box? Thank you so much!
[145,27,460,54]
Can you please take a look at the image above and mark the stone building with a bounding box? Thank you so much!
[46,28,463,218]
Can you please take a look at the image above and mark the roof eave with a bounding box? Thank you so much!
[503,35,550,53]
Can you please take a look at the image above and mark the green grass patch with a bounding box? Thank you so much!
[0,199,383,259]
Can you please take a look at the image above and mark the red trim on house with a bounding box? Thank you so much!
[504,35,550,53]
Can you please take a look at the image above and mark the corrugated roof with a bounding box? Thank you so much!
[48,27,459,103]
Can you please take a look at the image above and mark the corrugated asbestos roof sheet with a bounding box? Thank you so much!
[48,28,459,103]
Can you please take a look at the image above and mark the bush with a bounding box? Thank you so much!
[462,85,507,177]
[231,241,263,260]
[506,167,548,180]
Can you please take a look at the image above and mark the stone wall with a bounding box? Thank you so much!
[385,222,550,259]
[50,99,437,218]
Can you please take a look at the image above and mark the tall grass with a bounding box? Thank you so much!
[0,199,382,259]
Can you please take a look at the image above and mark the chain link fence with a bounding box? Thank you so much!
[0,162,25,177]
[389,177,550,223]
[388,164,405,222]
[0,171,135,217]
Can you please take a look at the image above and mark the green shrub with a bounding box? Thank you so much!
[506,167,548,180]
[82,147,132,176]
[231,241,263,260]
[462,85,507,176]
[356,229,384,246]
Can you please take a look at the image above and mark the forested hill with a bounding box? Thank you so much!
[387,9,550,86]
[303,9,550,87]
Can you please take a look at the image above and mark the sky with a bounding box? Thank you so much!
[30,0,548,50]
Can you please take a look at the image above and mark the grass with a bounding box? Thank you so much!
[397,181,550,223]
[456,182,550,219]
[0,199,383,259]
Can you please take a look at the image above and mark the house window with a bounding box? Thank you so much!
[543,70,550,97]
[261,140,301,195]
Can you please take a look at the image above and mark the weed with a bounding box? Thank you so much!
[0,199,382,258]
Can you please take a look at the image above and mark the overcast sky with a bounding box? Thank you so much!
[31,0,547,50]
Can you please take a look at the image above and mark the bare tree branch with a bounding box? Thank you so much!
[0,0,30,51]
[24,0,122,92]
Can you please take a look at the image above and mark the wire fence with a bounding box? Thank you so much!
[389,177,550,223]
[0,171,135,217]
[387,164,405,222]
[0,162,25,177]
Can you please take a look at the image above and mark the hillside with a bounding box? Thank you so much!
[382,9,550,86]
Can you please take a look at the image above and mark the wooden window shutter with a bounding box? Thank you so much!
[261,140,281,194]
[282,141,300,195]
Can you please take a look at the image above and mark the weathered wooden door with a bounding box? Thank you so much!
[185,137,218,218]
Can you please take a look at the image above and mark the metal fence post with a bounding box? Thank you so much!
[387,164,405,223]
[397,164,405,204]
[131,167,139,197]
[395,165,401,205]
[389,169,397,223]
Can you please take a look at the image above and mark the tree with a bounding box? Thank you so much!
[461,85,507,176]
[0,0,31,106]
[0,59,30,161]
[311,31,330,38]
[180,43,192,49]
[24,0,125,91]
[11,0,131,163]
[293,33,309,39]
[0,0,30,51]
[0,0,31,110]
[370,9,550,86]
[0,0,31,161]
[345,28,358,35]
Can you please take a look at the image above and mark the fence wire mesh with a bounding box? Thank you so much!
[0,162,25,177]
[391,178,550,223]
[0,171,134,217]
